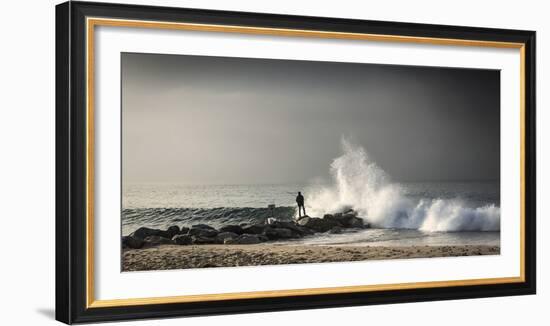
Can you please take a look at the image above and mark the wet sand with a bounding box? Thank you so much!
[122,244,500,271]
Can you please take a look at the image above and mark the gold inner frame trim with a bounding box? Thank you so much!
[85,17,527,309]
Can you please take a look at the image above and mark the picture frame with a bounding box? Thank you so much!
[56,1,536,324]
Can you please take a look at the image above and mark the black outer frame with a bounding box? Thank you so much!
[55,1,536,324]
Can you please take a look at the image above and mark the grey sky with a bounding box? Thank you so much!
[122,53,500,184]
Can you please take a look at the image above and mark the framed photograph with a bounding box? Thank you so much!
[56,1,536,324]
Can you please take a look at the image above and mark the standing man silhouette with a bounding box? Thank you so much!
[296,192,306,218]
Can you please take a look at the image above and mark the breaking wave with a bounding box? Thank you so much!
[306,138,500,232]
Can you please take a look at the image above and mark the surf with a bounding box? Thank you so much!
[306,138,500,232]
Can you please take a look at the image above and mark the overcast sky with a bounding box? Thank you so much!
[122,52,500,184]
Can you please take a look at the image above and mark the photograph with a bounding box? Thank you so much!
[120,52,501,272]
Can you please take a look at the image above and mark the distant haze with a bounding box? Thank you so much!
[122,53,500,184]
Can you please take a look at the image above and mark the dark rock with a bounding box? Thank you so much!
[188,227,218,238]
[348,216,365,228]
[122,236,144,249]
[329,213,356,227]
[322,214,344,227]
[224,234,262,245]
[296,225,315,236]
[341,213,356,224]
[191,236,217,245]
[172,234,193,245]
[216,232,239,243]
[317,212,366,229]
[219,224,245,235]
[159,231,172,238]
[257,234,269,242]
[142,235,174,247]
[242,224,268,235]
[191,224,217,231]
[166,225,180,238]
[297,216,339,233]
[343,208,356,215]
[270,221,308,236]
[179,226,190,234]
[327,226,342,234]
[264,227,294,240]
[130,227,169,240]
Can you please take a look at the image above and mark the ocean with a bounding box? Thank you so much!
[123,140,500,246]
[122,181,500,247]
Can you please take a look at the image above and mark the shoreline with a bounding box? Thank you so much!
[122,244,500,271]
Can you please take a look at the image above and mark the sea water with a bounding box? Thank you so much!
[122,181,500,246]
[122,140,500,247]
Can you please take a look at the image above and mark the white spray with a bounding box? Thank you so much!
[307,138,500,232]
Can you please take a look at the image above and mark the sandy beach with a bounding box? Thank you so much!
[122,244,500,271]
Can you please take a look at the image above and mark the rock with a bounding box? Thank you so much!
[264,227,294,240]
[296,215,309,223]
[219,224,245,235]
[296,216,311,226]
[341,214,355,224]
[327,226,342,234]
[216,232,239,243]
[191,224,217,231]
[348,216,365,228]
[270,221,308,236]
[224,234,262,245]
[130,227,170,240]
[191,236,217,245]
[142,235,174,247]
[122,236,144,249]
[343,208,356,215]
[257,234,269,242]
[322,214,343,227]
[242,224,268,235]
[188,227,218,238]
[329,213,356,227]
[166,225,180,238]
[296,225,315,236]
[319,212,366,229]
[179,226,190,234]
[172,234,193,245]
[297,216,339,233]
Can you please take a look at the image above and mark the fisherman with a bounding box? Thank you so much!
[296,191,306,218]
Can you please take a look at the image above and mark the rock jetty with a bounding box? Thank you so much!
[122,210,370,249]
